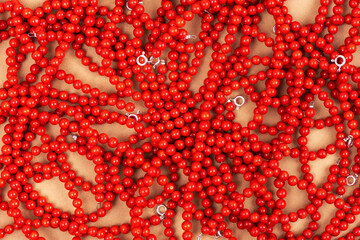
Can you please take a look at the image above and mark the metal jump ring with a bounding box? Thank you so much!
[28,32,37,37]
[273,25,276,33]
[197,233,203,240]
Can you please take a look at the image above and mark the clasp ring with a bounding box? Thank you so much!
[331,55,346,72]
[234,96,245,108]
[136,51,148,66]
[227,96,245,110]
[156,204,167,220]
[346,174,357,186]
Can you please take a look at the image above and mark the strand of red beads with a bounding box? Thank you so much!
[2,0,360,240]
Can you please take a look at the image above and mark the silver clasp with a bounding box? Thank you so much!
[136,52,165,68]
[309,101,314,108]
[126,1,143,10]
[28,32,37,37]
[198,230,223,240]
[125,109,140,122]
[215,230,223,239]
[70,134,78,140]
[331,55,346,72]
[156,204,167,220]
[125,110,140,122]
[185,35,197,39]
[344,135,354,148]
[273,26,276,33]
[227,96,245,109]
[149,56,165,69]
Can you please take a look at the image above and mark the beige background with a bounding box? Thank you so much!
[1,0,360,239]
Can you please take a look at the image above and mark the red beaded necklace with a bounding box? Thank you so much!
[2,0,360,240]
